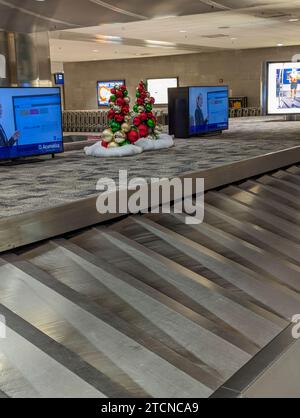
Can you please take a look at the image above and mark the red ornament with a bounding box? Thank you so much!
[101,140,108,148]
[140,112,148,121]
[111,88,116,95]
[150,97,155,105]
[127,130,140,143]
[116,90,123,98]
[115,114,124,123]
[137,97,144,106]
[116,98,124,107]
[120,85,126,91]
[133,117,141,127]
[122,105,130,115]
[138,86,144,93]
[138,124,149,137]
[108,109,115,120]
[147,112,154,119]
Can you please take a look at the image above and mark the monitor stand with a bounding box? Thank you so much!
[194,130,223,137]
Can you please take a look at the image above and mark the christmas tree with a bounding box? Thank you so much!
[101,83,139,148]
[132,80,158,139]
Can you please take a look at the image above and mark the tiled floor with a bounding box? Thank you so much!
[0,117,299,218]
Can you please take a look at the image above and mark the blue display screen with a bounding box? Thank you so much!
[54,73,65,85]
[189,86,229,135]
[0,87,63,160]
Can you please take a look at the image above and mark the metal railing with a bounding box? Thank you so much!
[63,108,261,132]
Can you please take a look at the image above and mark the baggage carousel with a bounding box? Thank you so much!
[0,147,300,398]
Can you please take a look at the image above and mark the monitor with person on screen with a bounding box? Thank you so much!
[0,87,63,161]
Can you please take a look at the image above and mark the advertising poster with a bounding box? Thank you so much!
[268,62,300,114]
[97,80,125,106]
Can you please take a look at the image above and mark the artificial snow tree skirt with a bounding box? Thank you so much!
[84,141,142,157]
[84,134,174,158]
[135,134,174,151]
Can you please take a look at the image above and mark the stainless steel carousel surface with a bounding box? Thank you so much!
[0,151,300,398]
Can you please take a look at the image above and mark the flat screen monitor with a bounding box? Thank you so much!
[267,61,300,114]
[0,87,63,161]
[147,78,178,105]
[97,80,125,106]
[189,86,229,135]
[54,73,64,85]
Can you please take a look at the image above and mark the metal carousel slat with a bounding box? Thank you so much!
[287,166,300,176]
[97,229,283,345]
[206,191,300,243]
[161,212,300,294]
[70,228,273,353]
[203,203,300,266]
[273,170,300,187]
[20,239,239,386]
[221,185,300,225]
[238,180,300,210]
[129,217,300,320]
[1,253,222,397]
[258,175,300,195]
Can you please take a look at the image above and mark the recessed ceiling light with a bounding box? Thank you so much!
[179,30,187,33]
[146,40,176,47]
[154,15,177,20]
[289,18,299,22]
[93,49,99,52]
[277,43,284,47]
[96,35,122,44]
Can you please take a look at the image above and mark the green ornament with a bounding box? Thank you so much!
[133,104,139,113]
[120,139,131,146]
[110,121,121,133]
[145,103,152,112]
[136,92,141,98]
[123,90,128,97]
[147,119,155,128]
[110,94,116,102]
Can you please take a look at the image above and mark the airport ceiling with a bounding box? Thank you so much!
[0,0,291,32]
[1,1,300,62]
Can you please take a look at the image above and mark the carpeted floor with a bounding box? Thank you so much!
[0,117,299,218]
